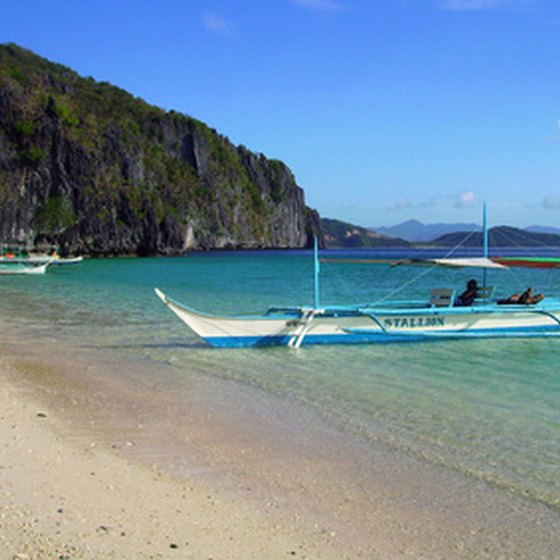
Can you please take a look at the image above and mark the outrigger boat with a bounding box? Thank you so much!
[0,254,83,266]
[155,206,560,348]
[0,245,82,273]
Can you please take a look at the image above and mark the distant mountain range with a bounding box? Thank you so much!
[525,225,560,235]
[373,219,560,244]
[373,219,480,242]
[322,218,560,248]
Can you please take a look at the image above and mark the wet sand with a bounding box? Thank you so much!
[1,332,559,559]
[0,341,346,559]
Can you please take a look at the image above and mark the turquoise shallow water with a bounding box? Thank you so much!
[1,250,559,510]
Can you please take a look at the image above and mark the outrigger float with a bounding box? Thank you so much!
[155,207,560,348]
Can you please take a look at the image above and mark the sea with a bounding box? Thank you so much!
[1,248,559,555]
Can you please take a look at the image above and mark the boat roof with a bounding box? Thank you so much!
[425,257,507,269]
[322,256,507,269]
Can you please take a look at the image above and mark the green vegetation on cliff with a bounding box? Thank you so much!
[0,43,320,255]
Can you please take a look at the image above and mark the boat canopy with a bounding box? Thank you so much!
[425,257,507,269]
[324,257,508,269]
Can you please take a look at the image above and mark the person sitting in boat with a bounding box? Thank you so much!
[456,278,478,306]
[498,287,544,305]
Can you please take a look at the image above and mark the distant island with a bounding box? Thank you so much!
[525,225,560,236]
[373,219,480,243]
[321,218,409,248]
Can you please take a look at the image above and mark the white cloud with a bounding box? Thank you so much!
[543,194,560,210]
[455,190,478,208]
[387,196,438,211]
[293,0,345,12]
[439,0,531,11]
[202,11,237,37]
[387,197,414,211]
[387,192,482,213]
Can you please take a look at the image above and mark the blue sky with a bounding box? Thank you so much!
[2,0,559,228]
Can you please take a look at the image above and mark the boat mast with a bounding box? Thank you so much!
[482,201,488,288]
[313,236,320,309]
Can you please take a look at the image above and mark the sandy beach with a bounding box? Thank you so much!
[1,330,559,559]
[0,344,346,559]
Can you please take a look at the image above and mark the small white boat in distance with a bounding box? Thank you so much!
[0,249,83,266]
[0,261,51,275]
[0,255,84,265]
[50,255,84,265]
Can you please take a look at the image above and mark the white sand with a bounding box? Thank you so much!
[0,361,349,559]
[1,335,558,559]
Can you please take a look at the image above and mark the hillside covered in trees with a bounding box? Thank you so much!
[0,44,322,255]
[322,218,409,248]
[432,226,560,248]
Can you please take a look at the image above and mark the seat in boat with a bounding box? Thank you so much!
[429,288,455,307]
[474,286,494,304]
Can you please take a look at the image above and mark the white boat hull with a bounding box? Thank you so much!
[155,289,560,348]
[50,256,84,265]
[0,255,83,265]
[0,263,49,275]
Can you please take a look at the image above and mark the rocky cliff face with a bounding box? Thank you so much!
[0,44,323,255]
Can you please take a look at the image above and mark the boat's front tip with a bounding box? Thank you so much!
[154,287,168,304]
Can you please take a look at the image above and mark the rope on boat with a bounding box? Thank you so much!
[368,263,438,306]
[367,229,483,306]
[487,227,560,296]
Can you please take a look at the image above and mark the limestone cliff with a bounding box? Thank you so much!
[0,44,323,255]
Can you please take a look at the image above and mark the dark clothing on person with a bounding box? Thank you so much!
[519,288,544,304]
[498,287,544,305]
[457,279,478,306]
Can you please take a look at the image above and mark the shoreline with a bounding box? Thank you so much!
[1,331,559,558]
[0,341,347,559]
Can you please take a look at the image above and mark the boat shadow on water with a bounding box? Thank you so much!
[87,340,209,352]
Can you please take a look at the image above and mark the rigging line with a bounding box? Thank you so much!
[488,228,554,291]
[316,257,353,301]
[482,231,524,295]
[491,227,560,252]
[440,227,480,258]
[370,262,440,306]
[319,257,395,304]
[489,228,528,252]
[487,231,550,295]
[501,265,546,298]
[323,225,483,307]
[371,225,486,306]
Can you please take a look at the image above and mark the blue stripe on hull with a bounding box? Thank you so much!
[205,324,560,348]
[206,335,293,348]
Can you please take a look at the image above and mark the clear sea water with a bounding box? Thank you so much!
[1,248,559,512]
